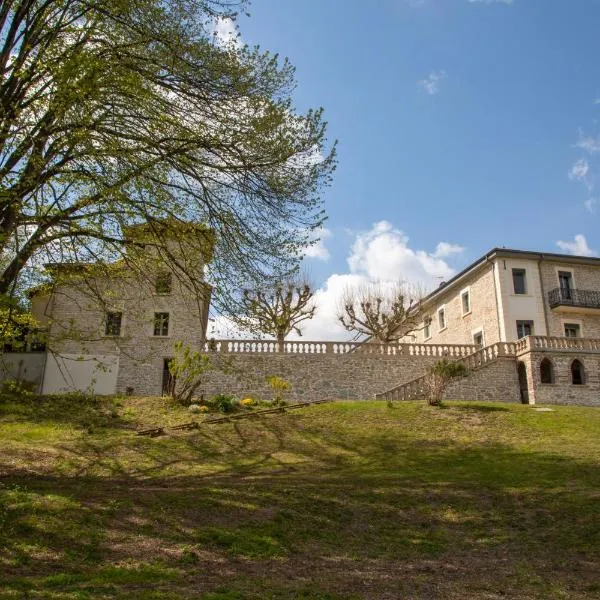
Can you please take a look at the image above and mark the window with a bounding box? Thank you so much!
[540,358,554,384]
[155,272,172,295]
[153,312,170,336]
[512,269,527,294]
[461,289,471,315]
[105,312,122,336]
[473,331,484,347]
[571,359,585,385]
[438,307,446,331]
[423,317,431,340]
[516,320,534,339]
[564,323,581,338]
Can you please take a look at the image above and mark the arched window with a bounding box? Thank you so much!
[571,359,585,385]
[540,358,554,384]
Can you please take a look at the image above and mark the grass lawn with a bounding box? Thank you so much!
[1,394,599,599]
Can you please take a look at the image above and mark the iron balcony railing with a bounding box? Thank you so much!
[548,287,600,310]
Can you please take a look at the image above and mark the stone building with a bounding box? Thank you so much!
[6,245,600,406]
[28,223,213,396]
[404,247,600,346]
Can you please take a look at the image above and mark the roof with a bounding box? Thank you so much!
[420,247,600,308]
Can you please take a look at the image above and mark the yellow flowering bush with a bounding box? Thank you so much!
[241,398,255,407]
[199,405,209,413]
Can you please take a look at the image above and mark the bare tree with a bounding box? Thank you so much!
[237,279,315,345]
[338,281,424,343]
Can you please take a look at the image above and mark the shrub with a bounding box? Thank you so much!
[425,359,468,406]
[266,375,290,405]
[211,394,237,414]
[168,342,211,405]
[241,397,255,408]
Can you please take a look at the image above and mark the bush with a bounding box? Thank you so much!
[210,394,238,414]
[425,359,468,406]
[266,375,290,404]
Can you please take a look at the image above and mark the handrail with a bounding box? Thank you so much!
[548,287,600,309]
[201,339,479,356]
[375,341,517,401]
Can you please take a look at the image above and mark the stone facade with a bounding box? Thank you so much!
[515,337,600,407]
[31,242,211,396]
[403,249,600,347]
[404,263,502,347]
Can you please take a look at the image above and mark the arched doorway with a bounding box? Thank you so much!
[518,361,529,404]
[571,359,585,385]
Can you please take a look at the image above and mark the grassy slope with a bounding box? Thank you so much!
[0,395,599,600]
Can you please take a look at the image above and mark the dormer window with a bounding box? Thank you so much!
[156,272,172,295]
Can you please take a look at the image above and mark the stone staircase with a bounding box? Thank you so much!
[375,341,518,401]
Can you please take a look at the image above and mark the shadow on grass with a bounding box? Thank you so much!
[1,410,599,599]
[441,403,511,413]
[0,392,133,432]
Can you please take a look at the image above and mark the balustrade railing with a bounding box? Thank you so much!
[375,342,516,401]
[201,339,479,356]
[524,336,600,352]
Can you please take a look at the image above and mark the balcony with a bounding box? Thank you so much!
[548,287,600,313]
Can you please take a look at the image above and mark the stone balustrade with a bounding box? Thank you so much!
[201,339,479,357]
[375,341,516,400]
[518,336,600,353]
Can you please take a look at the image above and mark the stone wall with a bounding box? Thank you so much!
[520,348,600,407]
[445,357,521,402]
[196,343,477,402]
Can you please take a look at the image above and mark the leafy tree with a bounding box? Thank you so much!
[238,280,315,345]
[338,282,423,343]
[0,0,335,315]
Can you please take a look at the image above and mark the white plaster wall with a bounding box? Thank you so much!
[42,354,119,395]
[496,257,548,341]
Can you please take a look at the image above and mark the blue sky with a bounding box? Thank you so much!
[213,0,600,338]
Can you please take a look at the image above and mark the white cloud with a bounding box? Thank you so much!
[417,71,447,95]
[211,17,241,48]
[575,130,600,154]
[303,228,332,261]
[585,198,598,213]
[211,222,465,341]
[433,242,465,258]
[556,234,597,257]
[569,158,589,181]
[296,221,464,340]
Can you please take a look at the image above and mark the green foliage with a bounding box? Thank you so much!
[168,341,211,405]
[0,295,39,351]
[1,379,36,397]
[425,359,468,406]
[266,375,290,404]
[0,0,336,313]
[209,394,238,413]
